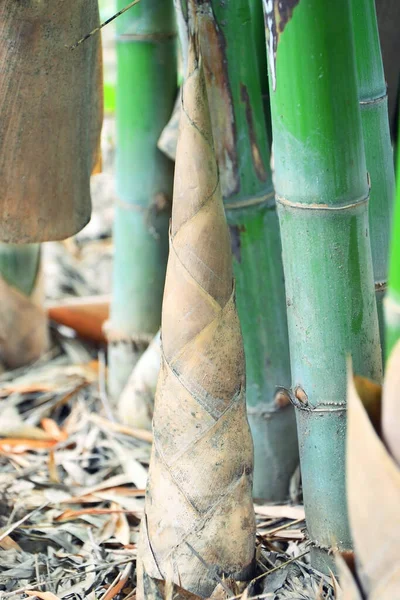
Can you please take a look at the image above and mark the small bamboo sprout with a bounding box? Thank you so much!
[137,42,255,598]
[0,1,102,243]
[0,244,48,368]
[118,331,161,430]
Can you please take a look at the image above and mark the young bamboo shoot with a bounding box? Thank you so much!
[137,42,255,597]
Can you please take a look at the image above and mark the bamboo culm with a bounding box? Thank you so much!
[184,0,298,501]
[352,0,395,355]
[264,0,382,572]
[107,0,177,399]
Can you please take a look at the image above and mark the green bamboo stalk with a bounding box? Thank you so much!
[264,0,382,571]
[192,0,298,501]
[352,0,395,354]
[248,0,272,144]
[385,121,400,356]
[107,0,177,399]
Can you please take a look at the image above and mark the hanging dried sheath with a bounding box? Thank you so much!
[265,0,382,572]
[352,0,395,354]
[0,244,48,368]
[107,0,176,399]
[137,46,255,598]
[183,0,298,502]
[0,1,102,243]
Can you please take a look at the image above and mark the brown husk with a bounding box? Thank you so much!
[0,272,49,369]
[0,1,103,243]
[137,42,255,599]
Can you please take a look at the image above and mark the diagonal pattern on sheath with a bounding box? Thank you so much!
[137,40,256,599]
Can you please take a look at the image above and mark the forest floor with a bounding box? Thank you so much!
[0,23,339,600]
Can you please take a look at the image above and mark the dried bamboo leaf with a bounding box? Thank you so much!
[47,295,110,344]
[0,1,103,243]
[0,535,22,552]
[334,553,363,600]
[100,563,132,600]
[25,592,62,600]
[382,339,400,464]
[89,414,153,443]
[137,42,255,599]
[254,505,305,521]
[347,370,400,597]
[41,419,68,442]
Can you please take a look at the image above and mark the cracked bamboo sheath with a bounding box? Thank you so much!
[137,45,255,598]
[0,1,102,243]
[264,0,382,573]
[352,0,395,355]
[107,0,176,399]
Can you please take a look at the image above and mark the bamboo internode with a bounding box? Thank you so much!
[352,0,395,353]
[107,0,176,399]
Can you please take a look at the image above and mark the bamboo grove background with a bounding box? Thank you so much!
[0,0,399,596]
